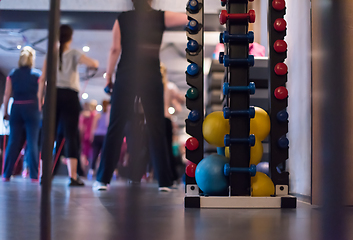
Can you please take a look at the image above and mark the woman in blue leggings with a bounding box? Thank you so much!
[3,46,43,182]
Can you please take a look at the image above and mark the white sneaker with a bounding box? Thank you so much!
[92,181,108,191]
[158,187,173,192]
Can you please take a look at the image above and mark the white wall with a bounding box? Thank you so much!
[285,0,312,197]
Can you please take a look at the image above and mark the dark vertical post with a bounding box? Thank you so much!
[227,1,251,196]
[318,1,347,240]
[40,0,60,239]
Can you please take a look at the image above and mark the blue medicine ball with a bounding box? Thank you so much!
[195,154,229,195]
[256,162,270,176]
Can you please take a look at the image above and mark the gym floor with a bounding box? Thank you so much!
[1,177,352,240]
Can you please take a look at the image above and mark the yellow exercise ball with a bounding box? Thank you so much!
[250,138,263,165]
[225,147,230,158]
[224,139,263,165]
[250,107,271,141]
[203,111,230,147]
[251,172,275,197]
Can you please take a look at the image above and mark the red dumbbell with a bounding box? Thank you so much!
[272,0,286,11]
[219,10,256,25]
[274,86,288,100]
[274,40,287,53]
[185,137,199,151]
[185,163,197,177]
[274,63,288,75]
[274,18,287,32]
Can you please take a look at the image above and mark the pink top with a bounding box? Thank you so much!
[213,42,266,60]
[249,42,266,57]
[80,111,96,141]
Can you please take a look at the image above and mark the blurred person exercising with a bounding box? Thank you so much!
[79,100,97,168]
[93,0,188,191]
[40,25,99,186]
[88,100,110,179]
[161,63,185,183]
[2,46,42,182]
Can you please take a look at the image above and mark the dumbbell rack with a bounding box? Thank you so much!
[268,0,291,197]
[222,0,253,197]
[184,0,296,208]
[184,0,205,207]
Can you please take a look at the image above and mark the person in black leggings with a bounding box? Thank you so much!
[93,0,188,191]
[40,25,99,186]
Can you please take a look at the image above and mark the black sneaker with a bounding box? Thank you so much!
[68,177,85,187]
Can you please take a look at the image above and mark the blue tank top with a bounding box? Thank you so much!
[94,112,108,136]
[8,67,41,102]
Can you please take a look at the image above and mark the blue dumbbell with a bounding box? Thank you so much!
[278,136,289,149]
[187,39,199,52]
[223,107,255,119]
[219,52,255,67]
[188,110,200,122]
[223,82,256,95]
[104,83,113,95]
[277,110,289,122]
[224,134,255,147]
[188,0,199,12]
[220,31,254,44]
[187,63,199,76]
[187,19,199,33]
[224,163,257,177]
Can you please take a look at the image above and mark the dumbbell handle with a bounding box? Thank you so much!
[220,10,256,25]
[221,0,254,7]
[223,82,256,95]
[220,31,254,44]
[223,107,255,119]
[219,53,255,67]
[224,164,256,177]
[224,134,256,147]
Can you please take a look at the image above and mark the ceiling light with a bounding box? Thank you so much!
[82,93,88,99]
[168,107,176,115]
[82,46,90,52]
[96,105,103,112]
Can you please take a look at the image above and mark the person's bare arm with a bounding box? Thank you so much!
[164,11,188,28]
[170,85,184,113]
[79,55,99,69]
[173,88,185,104]
[106,20,122,85]
[37,60,47,111]
[3,77,12,120]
